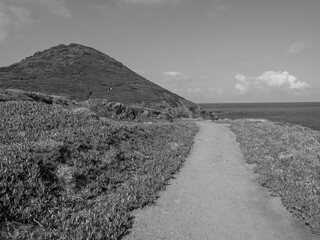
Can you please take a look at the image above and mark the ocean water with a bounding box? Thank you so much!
[199,102,320,131]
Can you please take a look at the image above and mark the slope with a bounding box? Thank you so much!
[0,43,203,117]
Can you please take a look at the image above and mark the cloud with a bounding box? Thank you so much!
[22,0,71,18]
[209,87,223,95]
[287,41,305,54]
[171,87,225,102]
[217,4,231,12]
[7,6,32,25]
[38,0,71,18]
[0,3,32,42]
[0,4,10,42]
[235,71,310,95]
[0,0,70,42]
[121,0,164,4]
[187,87,202,93]
[160,72,226,101]
[4,0,71,18]
[163,71,188,81]
[172,88,180,93]
[120,0,180,5]
[210,1,231,19]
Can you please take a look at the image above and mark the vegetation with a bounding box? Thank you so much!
[0,91,198,239]
[230,119,320,234]
[0,43,203,118]
[81,99,172,121]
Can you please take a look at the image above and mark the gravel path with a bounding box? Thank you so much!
[124,121,317,240]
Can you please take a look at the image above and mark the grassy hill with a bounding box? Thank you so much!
[0,43,207,239]
[0,90,198,239]
[0,43,204,118]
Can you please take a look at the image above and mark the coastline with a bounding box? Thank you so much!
[199,102,320,131]
[2,91,320,238]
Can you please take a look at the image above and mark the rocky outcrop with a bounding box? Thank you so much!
[81,99,173,121]
[0,88,73,106]
[0,88,174,121]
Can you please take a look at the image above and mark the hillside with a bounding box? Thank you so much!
[0,90,198,239]
[0,43,204,117]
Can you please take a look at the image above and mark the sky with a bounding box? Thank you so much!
[0,0,319,103]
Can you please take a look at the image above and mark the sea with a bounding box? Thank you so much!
[199,102,320,131]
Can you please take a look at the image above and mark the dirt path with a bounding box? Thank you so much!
[124,121,317,240]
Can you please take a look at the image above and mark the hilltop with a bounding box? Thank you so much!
[0,43,204,118]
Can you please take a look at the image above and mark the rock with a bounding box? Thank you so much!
[72,107,99,120]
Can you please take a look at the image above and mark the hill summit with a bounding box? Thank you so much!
[0,43,204,117]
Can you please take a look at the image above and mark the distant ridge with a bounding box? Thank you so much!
[0,43,204,117]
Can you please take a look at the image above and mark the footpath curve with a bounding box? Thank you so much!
[124,121,317,240]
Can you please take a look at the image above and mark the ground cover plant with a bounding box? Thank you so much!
[0,93,198,239]
[230,119,320,234]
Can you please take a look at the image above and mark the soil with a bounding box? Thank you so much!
[124,121,318,240]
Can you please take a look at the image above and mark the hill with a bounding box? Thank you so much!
[0,89,198,239]
[0,43,204,117]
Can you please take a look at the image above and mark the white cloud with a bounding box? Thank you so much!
[0,0,70,42]
[287,41,305,54]
[210,1,231,19]
[5,0,71,18]
[163,71,188,81]
[187,87,202,93]
[172,88,180,93]
[0,4,10,41]
[209,87,223,95]
[38,0,71,18]
[8,6,32,25]
[160,72,226,101]
[235,71,310,95]
[175,87,225,102]
[121,0,164,4]
[217,4,231,12]
[120,0,180,5]
[0,2,32,42]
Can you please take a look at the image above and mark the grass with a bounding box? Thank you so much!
[0,43,202,118]
[0,92,198,239]
[230,119,320,234]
